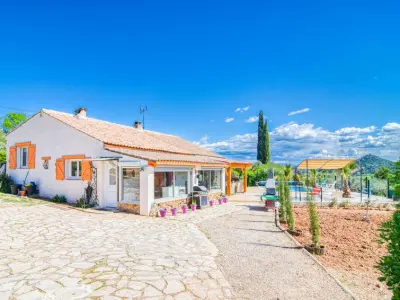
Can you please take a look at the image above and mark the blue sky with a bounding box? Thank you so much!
[0,1,399,163]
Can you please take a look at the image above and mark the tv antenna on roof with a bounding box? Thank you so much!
[139,105,148,129]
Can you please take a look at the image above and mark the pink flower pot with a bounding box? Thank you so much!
[223,197,228,203]
[159,209,167,217]
[191,204,197,211]
[171,208,177,216]
[209,200,214,206]
[218,198,223,205]
[182,206,188,214]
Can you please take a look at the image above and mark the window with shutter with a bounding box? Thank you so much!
[56,159,65,180]
[9,147,16,169]
[81,160,92,181]
[28,145,36,169]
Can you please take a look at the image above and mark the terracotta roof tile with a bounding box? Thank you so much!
[104,145,230,165]
[43,109,224,159]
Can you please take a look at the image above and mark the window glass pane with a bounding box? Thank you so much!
[175,172,188,196]
[154,172,174,199]
[122,168,140,201]
[21,148,27,167]
[109,168,116,185]
[71,161,78,177]
[199,170,210,189]
[211,170,221,189]
[78,161,82,177]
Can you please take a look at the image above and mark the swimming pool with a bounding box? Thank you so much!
[289,186,311,192]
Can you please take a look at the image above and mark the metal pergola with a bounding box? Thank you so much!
[296,158,357,202]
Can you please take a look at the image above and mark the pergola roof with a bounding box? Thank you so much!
[296,159,356,170]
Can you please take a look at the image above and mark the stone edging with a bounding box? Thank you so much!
[275,214,357,300]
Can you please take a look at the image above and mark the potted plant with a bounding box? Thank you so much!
[218,196,223,205]
[171,207,177,216]
[159,208,167,217]
[19,187,26,197]
[191,200,197,211]
[182,204,188,214]
[10,183,20,195]
[222,194,228,203]
[25,183,36,196]
[209,200,214,206]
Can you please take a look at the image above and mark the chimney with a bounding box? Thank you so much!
[134,120,143,130]
[75,108,87,120]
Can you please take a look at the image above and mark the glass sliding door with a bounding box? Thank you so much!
[122,168,140,202]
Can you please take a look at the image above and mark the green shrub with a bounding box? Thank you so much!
[285,180,295,231]
[340,199,350,209]
[75,197,94,208]
[394,184,400,197]
[377,209,400,299]
[278,177,287,222]
[307,196,321,248]
[328,198,338,208]
[51,194,67,203]
[0,173,13,193]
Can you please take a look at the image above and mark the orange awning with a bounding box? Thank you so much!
[296,159,356,170]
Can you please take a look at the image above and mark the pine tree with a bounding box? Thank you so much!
[264,119,270,163]
[257,111,265,162]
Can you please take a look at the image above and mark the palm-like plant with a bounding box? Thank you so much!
[341,162,357,198]
[310,169,318,187]
[284,164,293,181]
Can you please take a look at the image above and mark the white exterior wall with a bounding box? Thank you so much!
[140,166,154,215]
[6,113,121,203]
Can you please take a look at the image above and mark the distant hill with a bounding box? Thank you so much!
[354,154,396,175]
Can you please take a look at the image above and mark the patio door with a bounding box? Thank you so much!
[105,162,117,208]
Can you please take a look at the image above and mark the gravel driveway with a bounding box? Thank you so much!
[199,205,353,300]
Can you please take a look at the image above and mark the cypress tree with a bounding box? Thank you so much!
[257,111,265,162]
[264,119,270,163]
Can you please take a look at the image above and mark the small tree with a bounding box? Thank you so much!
[307,195,321,248]
[377,207,400,299]
[279,176,287,222]
[285,179,295,231]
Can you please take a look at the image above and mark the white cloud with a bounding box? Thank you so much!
[197,121,400,163]
[235,106,250,113]
[335,126,377,135]
[245,116,259,123]
[382,122,400,131]
[225,117,234,123]
[288,108,311,116]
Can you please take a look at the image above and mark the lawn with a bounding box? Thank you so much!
[0,193,47,207]
[284,207,393,300]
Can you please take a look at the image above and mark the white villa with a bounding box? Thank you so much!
[6,108,250,215]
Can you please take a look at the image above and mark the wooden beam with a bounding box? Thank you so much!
[15,142,31,147]
[226,167,232,196]
[62,155,85,160]
[243,168,247,193]
[41,156,51,161]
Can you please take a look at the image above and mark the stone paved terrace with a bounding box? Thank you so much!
[0,199,234,299]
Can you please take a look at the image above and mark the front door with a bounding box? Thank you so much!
[105,163,117,208]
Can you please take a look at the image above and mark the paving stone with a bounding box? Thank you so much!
[175,292,196,300]
[164,280,185,294]
[17,290,44,300]
[89,285,116,297]
[144,286,164,297]
[68,262,95,269]
[115,288,142,298]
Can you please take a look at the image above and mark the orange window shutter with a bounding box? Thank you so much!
[9,146,17,169]
[28,145,36,169]
[56,159,65,180]
[81,160,92,181]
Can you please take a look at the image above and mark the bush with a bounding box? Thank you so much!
[328,198,338,208]
[278,177,287,222]
[340,199,350,209]
[394,184,400,197]
[285,180,295,231]
[75,197,94,208]
[377,209,400,298]
[51,194,67,203]
[307,196,321,248]
[0,173,13,193]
